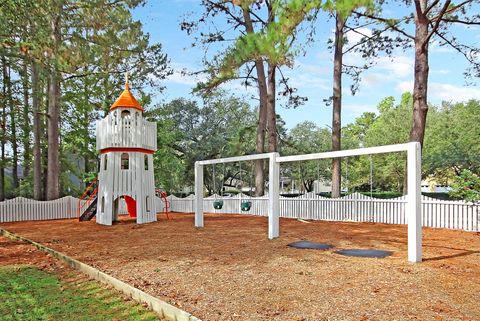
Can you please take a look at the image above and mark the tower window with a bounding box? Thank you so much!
[121,110,130,118]
[144,155,149,170]
[104,154,108,171]
[146,196,150,212]
[101,196,105,213]
[121,153,129,170]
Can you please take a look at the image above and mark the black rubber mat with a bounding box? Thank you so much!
[335,249,393,258]
[287,241,334,250]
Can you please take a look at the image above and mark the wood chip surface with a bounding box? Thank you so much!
[2,213,479,321]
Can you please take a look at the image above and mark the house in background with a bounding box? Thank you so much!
[421,179,452,193]
[280,177,332,194]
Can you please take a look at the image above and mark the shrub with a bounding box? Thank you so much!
[450,170,480,203]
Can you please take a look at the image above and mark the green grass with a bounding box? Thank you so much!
[0,265,160,321]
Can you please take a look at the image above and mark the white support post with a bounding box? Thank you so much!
[268,153,280,239]
[407,142,422,263]
[194,162,204,228]
[135,153,145,224]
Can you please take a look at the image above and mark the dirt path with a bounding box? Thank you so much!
[2,213,480,320]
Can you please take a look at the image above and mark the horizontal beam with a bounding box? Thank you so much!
[197,153,275,166]
[276,143,415,163]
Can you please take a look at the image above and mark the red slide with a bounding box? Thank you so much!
[124,195,137,218]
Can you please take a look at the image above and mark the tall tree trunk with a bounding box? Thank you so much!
[46,72,60,200]
[0,57,6,201]
[83,119,90,173]
[83,107,90,193]
[243,7,267,196]
[410,15,429,144]
[254,60,267,196]
[22,60,31,180]
[82,70,90,189]
[46,11,62,200]
[266,64,277,152]
[6,61,19,192]
[42,76,50,200]
[331,13,345,198]
[32,62,42,200]
[404,0,429,194]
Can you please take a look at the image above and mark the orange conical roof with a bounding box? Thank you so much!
[110,78,143,112]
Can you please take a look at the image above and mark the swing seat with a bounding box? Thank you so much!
[213,200,224,209]
[241,201,252,211]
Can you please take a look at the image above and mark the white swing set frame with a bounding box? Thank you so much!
[194,142,422,263]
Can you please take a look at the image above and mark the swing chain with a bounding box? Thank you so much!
[249,161,254,196]
[370,155,373,197]
[213,163,216,198]
[239,161,242,197]
[222,163,225,197]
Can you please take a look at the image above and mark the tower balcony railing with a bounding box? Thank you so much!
[96,116,157,151]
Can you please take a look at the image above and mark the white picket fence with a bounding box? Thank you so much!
[1,193,478,232]
[167,192,480,232]
[0,196,143,223]
[0,196,81,223]
[0,195,172,223]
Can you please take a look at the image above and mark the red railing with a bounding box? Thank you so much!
[77,179,98,220]
[156,189,171,219]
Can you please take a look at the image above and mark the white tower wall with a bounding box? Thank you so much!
[95,107,157,225]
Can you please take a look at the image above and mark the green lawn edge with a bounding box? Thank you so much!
[0,265,161,321]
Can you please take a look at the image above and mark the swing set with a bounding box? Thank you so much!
[194,142,423,263]
[211,162,252,211]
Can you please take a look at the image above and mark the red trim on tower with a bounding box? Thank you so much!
[110,105,144,112]
[100,147,155,154]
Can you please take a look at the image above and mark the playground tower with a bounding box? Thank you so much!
[95,77,157,225]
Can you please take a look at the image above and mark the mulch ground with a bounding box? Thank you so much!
[1,213,479,321]
[0,235,60,270]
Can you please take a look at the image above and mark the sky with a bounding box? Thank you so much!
[132,1,480,129]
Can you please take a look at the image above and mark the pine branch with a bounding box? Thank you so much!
[431,0,475,19]
[342,24,389,55]
[440,18,480,25]
[434,29,478,67]
[247,8,266,26]
[425,0,451,45]
[425,0,441,15]
[352,10,415,40]
[413,0,429,24]
[205,0,246,28]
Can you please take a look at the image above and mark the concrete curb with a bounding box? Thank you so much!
[0,228,201,321]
